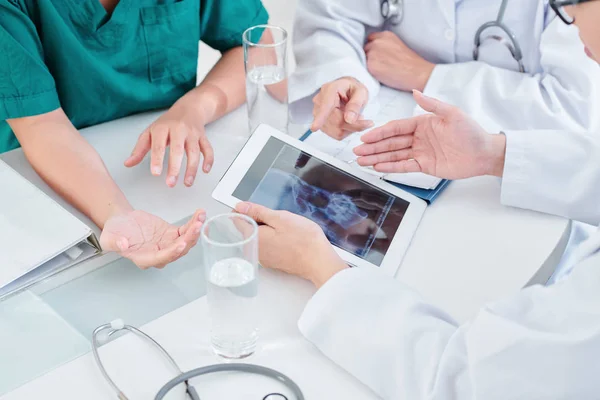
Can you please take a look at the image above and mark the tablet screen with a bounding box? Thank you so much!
[233,137,410,266]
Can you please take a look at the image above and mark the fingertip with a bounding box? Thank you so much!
[166,176,177,187]
[197,211,207,222]
[203,163,212,173]
[177,241,187,252]
[152,166,162,176]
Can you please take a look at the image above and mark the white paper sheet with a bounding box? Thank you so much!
[305,88,442,190]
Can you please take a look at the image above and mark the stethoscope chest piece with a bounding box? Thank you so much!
[381,0,403,24]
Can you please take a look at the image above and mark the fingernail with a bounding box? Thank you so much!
[367,121,375,128]
[237,202,251,213]
[198,212,207,222]
[204,164,212,173]
[185,176,194,186]
[345,112,358,124]
[177,242,187,252]
[167,176,177,186]
[152,167,161,176]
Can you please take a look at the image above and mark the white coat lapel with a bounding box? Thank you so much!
[434,0,455,27]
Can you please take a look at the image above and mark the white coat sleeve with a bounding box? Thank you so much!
[288,0,381,122]
[422,18,600,133]
[299,260,600,400]
[501,129,600,226]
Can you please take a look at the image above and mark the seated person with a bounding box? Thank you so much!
[237,1,600,398]
[0,0,268,268]
[289,0,600,138]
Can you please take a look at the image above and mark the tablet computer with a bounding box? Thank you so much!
[212,124,427,276]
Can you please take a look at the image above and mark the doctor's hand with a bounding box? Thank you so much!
[354,91,507,179]
[235,202,348,288]
[100,209,206,269]
[125,97,214,188]
[365,31,435,92]
[311,77,375,140]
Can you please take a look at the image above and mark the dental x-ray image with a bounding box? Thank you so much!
[233,138,409,266]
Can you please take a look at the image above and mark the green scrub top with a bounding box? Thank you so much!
[0,0,269,153]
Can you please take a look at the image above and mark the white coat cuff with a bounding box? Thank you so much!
[500,130,530,208]
[289,59,380,123]
[298,267,405,343]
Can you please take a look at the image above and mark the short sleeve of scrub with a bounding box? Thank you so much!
[200,0,269,52]
[0,0,60,153]
[0,1,60,119]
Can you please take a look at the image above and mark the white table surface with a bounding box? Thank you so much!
[0,0,570,398]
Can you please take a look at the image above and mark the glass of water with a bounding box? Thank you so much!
[201,213,259,359]
[243,25,289,134]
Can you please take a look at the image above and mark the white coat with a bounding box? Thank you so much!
[298,130,600,399]
[289,0,600,133]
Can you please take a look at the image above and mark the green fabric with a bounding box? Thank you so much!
[0,0,268,153]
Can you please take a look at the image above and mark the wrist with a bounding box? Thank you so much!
[310,256,348,289]
[484,133,507,177]
[416,62,435,92]
[98,197,133,229]
[185,83,225,124]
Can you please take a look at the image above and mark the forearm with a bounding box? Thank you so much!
[9,110,132,228]
[180,47,246,124]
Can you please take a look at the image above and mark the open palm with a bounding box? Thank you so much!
[354,91,498,180]
[100,209,206,269]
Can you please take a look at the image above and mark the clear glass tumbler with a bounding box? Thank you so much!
[243,25,289,135]
[201,213,259,359]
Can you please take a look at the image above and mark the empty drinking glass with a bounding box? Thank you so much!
[243,25,289,135]
[201,213,259,359]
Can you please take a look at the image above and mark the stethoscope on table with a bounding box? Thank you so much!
[92,319,304,400]
[380,0,525,73]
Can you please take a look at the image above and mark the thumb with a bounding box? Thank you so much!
[235,202,279,227]
[100,234,130,253]
[344,85,369,124]
[413,90,453,117]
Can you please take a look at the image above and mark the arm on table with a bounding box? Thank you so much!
[8,109,132,229]
[8,109,205,269]
[300,258,600,400]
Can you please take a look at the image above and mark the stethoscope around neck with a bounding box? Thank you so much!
[380,0,526,73]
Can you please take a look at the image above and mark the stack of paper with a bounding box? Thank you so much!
[304,88,442,190]
[0,160,100,299]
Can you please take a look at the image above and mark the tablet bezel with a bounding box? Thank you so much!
[212,124,427,276]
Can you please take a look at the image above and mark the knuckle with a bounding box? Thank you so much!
[153,145,166,154]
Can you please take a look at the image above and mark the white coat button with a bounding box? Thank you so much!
[444,29,455,41]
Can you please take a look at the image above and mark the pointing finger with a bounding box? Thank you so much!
[311,89,338,132]
[344,84,369,124]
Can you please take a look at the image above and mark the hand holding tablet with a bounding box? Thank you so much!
[213,125,426,275]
